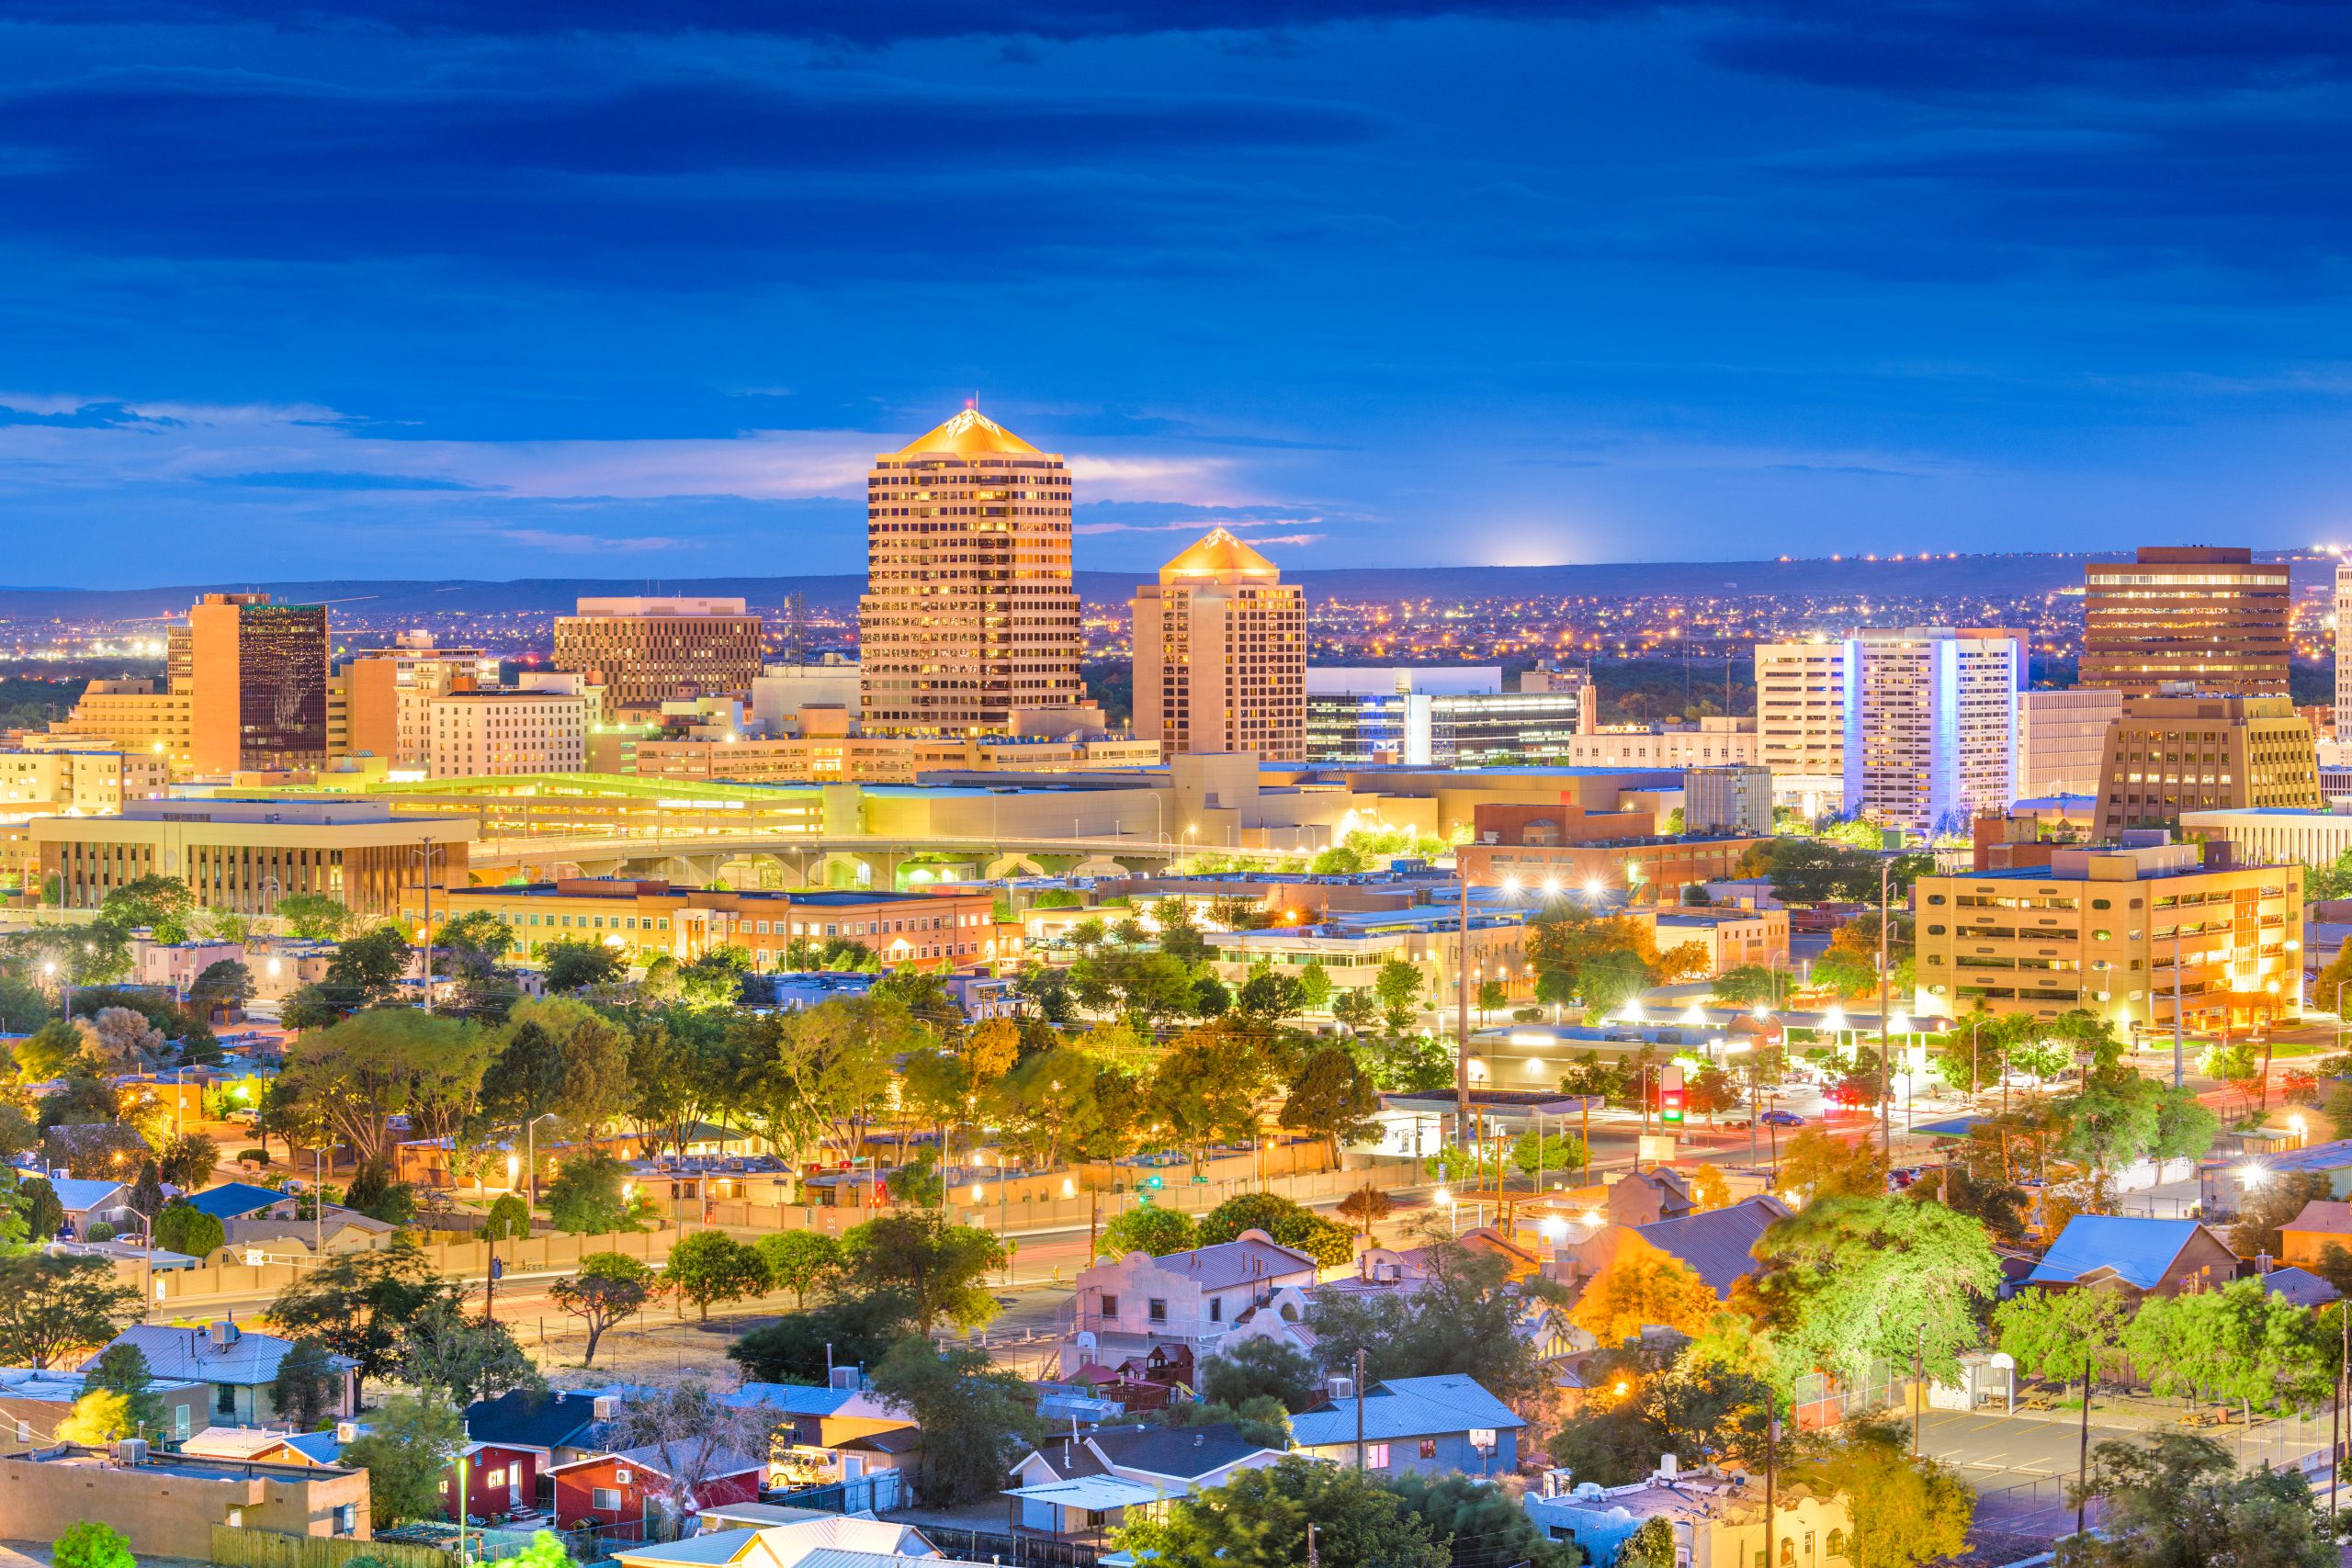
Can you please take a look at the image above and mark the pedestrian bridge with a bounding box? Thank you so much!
[461,829,1312,889]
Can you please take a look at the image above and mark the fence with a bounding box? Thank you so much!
[211,1527,455,1568]
[767,1472,905,1515]
[919,1527,1103,1567]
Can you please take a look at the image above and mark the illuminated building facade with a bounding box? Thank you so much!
[553,597,765,714]
[1132,529,1306,761]
[187,593,331,777]
[2093,692,2321,840]
[2082,546,2290,697]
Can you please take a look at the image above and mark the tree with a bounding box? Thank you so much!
[839,1212,1006,1334]
[84,1343,168,1441]
[1303,1227,1563,1407]
[99,874,196,943]
[1337,1183,1394,1242]
[15,1018,89,1080]
[1992,1281,2133,1387]
[1195,1191,1354,1268]
[869,1338,1037,1507]
[56,1390,140,1447]
[752,1231,842,1309]
[663,1230,770,1323]
[496,998,635,1133]
[2063,1431,2334,1568]
[277,893,352,942]
[544,1150,639,1235]
[1200,1337,1321,1413]
[2229,1170,2331,1260]
[1374,959,1424,1030]
[187,960,254,1016]
[1115,1454,1448,1568]
[156,1132,218,1191]
[400,1296,543,1405]
[277,1010,489,1165]
[1791,1417,1973,1568]
[82,1008,163,1074]
[550,1252,664,1367]
[1747,1196,2001,1384]
[1386,1472,1577,1568]
[1570,1256,1722,1348]
[0,1254,139,1368]
[481,1193,530,1240]
[727,1292,918,1384]
[1619,1517,1678,1568]
[322,925,413,1009]
[342,1393,465,1527]
[52,1523,134,1568]
[1097,1203,1197,1258]
[1773,1128,1888,1201]
[1331,988,1381,1033]
[270,1337,341,1430]
[1508,1128,1587,1179]
[1277,1046,1383,1156]
[17,1177,62,1243]
[541,938,624,992]
[153,1201,225,1259]
[607,1380,781,1523]
[269,1242,457,1385]
[1148,1034,1268,1173]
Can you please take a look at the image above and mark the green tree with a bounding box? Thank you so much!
[1773,1127,1889,1201]
[663,1230,771,1322]
[1116,1454,1448,1568]
[869,1338,1038,1507]
[188,960,254,1015]
[1199,1337,1321,1413]
[1148,1033,1268,1173]
[2064,1431,2334,1568]
[99,874,196,943]
[269,1337,341,1429]
[1096,1203,1197,1258]
[1992,1281,2133,1385]
[52,1522,134,1568]
[17,1177,62,1243]
[15,1018,89,1080]
[1619,1517,1677,1568]
[1385,1473,1576,1568]
[1195,1191,1354,1269]
[753,1231,842,1308]
[544,1150,639,1235]
[839,1212,1006,1334]
[1747,1196,2000,1384]
[156,1132,218,1191]
[1508,1128,1588,1179]
[1277,1045,1383,1157]
[481,1193,530,1240]
[277,1009,489,1164]
[276,893,352,942]
[1295,960,1332,1012]
[541,938,624,992]
[269,1242,456,1385]
[549,1252,664,1368]
[1331,987,1381,1033]
[84,1343,169,1441]
[153,1201,225,1259]
[727,1292,918,1384]
[1374,958,1424,1030]
[1791,1417,1973,1568]
[400,1295,543,1405]
[0,1254,140,1369]
[342,1393,464,1527]
[1302,1229,1562,1407]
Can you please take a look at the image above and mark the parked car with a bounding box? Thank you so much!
[1758,1110,1805,1127]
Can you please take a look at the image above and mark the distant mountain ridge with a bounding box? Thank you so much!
[0,551,2328,624]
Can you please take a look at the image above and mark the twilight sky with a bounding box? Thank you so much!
[2,2,2349,583]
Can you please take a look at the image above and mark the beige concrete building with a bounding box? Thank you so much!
[187,592,331,777]
[1752,640,1846,813]
[32,798,475,919]
[425,690,589,777]
[1912,837,2302,1031]
[553,595,764,714]
[1565,716,1756,770]
[1132,528,1306,762]
[334,642,502,765]
[2182,803,2352,871]
[60,680,195,776]
[1683,763,1773,835]
[0,1448,368,1559]
[2017,686,2123,799]
[1638,906,1790,977]
[2094,692,2320,840]
[633,731,1159,784]
[2083,546,2290,697]
[859,408,1091,735]
[0,749,170,818]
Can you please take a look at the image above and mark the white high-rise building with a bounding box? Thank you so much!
[1842,628,2020,835]
[1753,641,1848,815]
[2335,564,2352,740]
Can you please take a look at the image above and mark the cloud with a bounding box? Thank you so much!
[210,469,489,491]
[0,400,180,431]
[1766,462,1926,478]
[484,528,687,553]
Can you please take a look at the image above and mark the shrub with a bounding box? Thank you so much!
[55,1521,134,1568]
[82,1222,115,1244]
[237,1148,269,1167]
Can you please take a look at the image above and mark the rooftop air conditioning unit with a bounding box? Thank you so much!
[115,1438,149,1465]
[1326,1376,1354,1401]
[830,1367,861,1391]
[593,1396,617,1420]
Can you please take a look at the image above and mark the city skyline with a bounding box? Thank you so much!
[1,6,2347,581]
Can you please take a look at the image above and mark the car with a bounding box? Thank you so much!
[1758,1110,1805,1127]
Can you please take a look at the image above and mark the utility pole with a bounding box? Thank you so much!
[2334,1301,2346,1525]
[1306,1523,1318,1568]
[1762,1402,1776,1564]
[1912,1322,1924,1458]
[1455,867,1472,1149]
[1878,856,1894,1160]
[2076,1359,2094,1539]
[1354,1347,1367,1472]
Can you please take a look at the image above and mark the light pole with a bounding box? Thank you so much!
[526,1112,558,1213]
[408,838,440,1013]
[1878,856,1894,1160]
[119,1208,153,1325]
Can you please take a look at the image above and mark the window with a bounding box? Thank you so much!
[10,1420,24,1443]
[1098,1293,1118,1317]
[335,1504,358,1536]
[175,1405,190,1438]
[1209,1298,1222,1322]
[488,1468,506,1487]
[1363,1442,1390,1468]
[592,1486,623,1512]
[1148,1298,1168,1323]
[1826,1529,1848,1560]
[1418,1438,1437,1460]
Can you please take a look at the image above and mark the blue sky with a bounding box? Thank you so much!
[1,2,2348,583]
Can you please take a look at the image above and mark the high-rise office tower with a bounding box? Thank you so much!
[552,596,764,715]
[2081,546,2290,697]
[1753,640,1849,814]
[1132,529,1306,761]
[187,592,329,777]
[2093,692,2319,840]
[1841,627,2019,835]
[2335,563,2352,739]
[860,406,1089,736]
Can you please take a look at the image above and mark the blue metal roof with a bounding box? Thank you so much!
[180,1182,288,1220]
[1290,1375,1523,1448]
[2027,1215,2210,1291]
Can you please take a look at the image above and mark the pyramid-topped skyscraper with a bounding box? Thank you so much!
[1132,527,1306,761]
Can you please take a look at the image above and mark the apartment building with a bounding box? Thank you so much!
[0,749,170,818]
[61,680,194,777]
[2082,546,2290,697]
[424,690,589,777]
[1564,717,1757,770]
[1912,836,2301,1031]
[1752,641,1847,813]
[1132,529,1306,762]
[552,596,765,714]
[2093,692,2321,840]
[1842,628,2019,836]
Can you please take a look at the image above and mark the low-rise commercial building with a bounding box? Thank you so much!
[631,731,1159,785]
[0,748,170,818]
[32,798,475,919]
[1636,906,1790,977]
[0,1447,369,1559]
[1565,717,1757,770]
[1204,904,1536,1010]
[1458,802,1768,900]
[2094,691,2320,840]
[1682,764,1773,836]
[1912,835,2303,1031]
[1306,668,1583,765]
[2182,803,2352,872]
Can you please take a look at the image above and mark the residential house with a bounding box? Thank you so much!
[1287,1374,1524,1479]
[2278,1200,2352,1269]
[1066,1231,1319,1379]
[725,1382,913,1488]
[548,1442,765,1538]
[86,1323,358,1426]
[1216,1226,1564,1366]
[1523,1463,1850,1568]
[223,1208,397,1257]
[608,1517,956,1568]
[2259,1267,2340,1308]
[182,1182,300,1224]
[1603,1168,1695,1227]
[46,1179,134,1238]
[453,1389,626,1519]
[0,1367,209,1452]
[2024,1215,2239,1298]
[1005,1422,1285,1540]
[182,1424,354,1466]
[1551,1196,1792,1313]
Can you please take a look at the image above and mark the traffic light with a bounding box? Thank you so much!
[1659,1064,1685,1125]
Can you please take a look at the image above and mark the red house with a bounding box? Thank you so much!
[445,1442,545,1523]
[548,1445,765,1539]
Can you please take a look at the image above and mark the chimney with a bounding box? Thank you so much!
[2257,1251,2275,1275]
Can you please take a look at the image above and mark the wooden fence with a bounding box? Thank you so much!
[211,1526,456,1568]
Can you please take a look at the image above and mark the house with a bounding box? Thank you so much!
[86,1323,358,1426]
[452,1388,628,1519]
[1066,1230,1320,1378]
[0,1367,209,1453]
[0,1446,369,1560]
[725,1382,912,1488]
[1288,1374,1524,1478]
[182,1182,299,1223]
[2258,1266,2340,1308]
[2024,1215,2239,1297]
[45,1179,134,1238]
[2278,1200,2352,1269]
[182,1424,354,1466]
[1522,1463,1850,1568]
[1604,1168,1694,1227]
[608,1517,956,1568]
[1552,1196,1792,1304]
[1004,1422,1285,1540]
[223,1207,397,1257]
[548,1442,765,1539]
[1215,1227,1562,1367]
